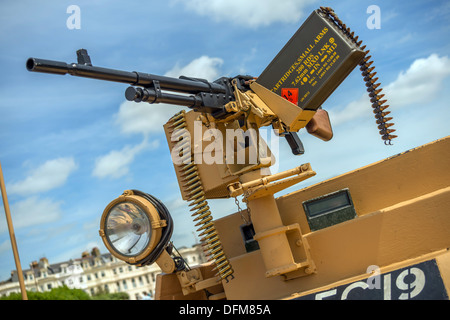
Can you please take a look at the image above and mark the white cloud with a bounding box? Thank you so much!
[328,54,450,126]
[8,157,78,196]
[175,0,316,28]
[102,56,222,180]
[165,197,188,212]
[0,240,10,254]
[115,56,224,136]
[164,56,224,80]
[0,196,62,233]
[92,139,159,179]
[52,240,104,264]
[328,93,369,126]
[114,101,177,136]
[385,54,450,107]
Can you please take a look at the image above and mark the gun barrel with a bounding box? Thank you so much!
[26,57,226,95]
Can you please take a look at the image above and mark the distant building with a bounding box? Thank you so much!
[0,245,206,300]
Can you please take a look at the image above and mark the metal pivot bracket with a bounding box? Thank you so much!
[227,164,317,280]
[253,223,316,279]
[176,266,224,296]
[177,268,203,295]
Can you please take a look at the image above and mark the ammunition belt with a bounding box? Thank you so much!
[319,7,397,145]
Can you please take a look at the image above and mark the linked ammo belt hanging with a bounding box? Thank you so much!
[167,110,235,282]
[319,6,397,145]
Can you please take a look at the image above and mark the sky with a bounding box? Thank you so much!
[0,0,449,282]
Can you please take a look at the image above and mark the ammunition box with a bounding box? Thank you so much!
[256,10,365,111]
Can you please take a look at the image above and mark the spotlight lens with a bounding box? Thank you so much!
[105,201,151,257]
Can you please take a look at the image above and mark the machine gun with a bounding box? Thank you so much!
[26,8,397,297]
[27,49,315,155]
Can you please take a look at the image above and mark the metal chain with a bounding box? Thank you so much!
[234,196,249,225]
[243,191,252,223]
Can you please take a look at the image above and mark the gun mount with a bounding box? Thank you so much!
[25,8,443,302]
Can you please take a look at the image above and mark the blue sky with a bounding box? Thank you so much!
[0,0,449,281]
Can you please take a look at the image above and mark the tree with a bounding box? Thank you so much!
[1,285,91,300]
[1,285,130,300]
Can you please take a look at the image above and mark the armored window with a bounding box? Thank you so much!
[303,188,356,231]
[240,223,260,253]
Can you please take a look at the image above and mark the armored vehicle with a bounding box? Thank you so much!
[24,7,449,300]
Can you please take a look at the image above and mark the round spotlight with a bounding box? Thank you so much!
[104,201,152,257]
[99,190,171,266]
